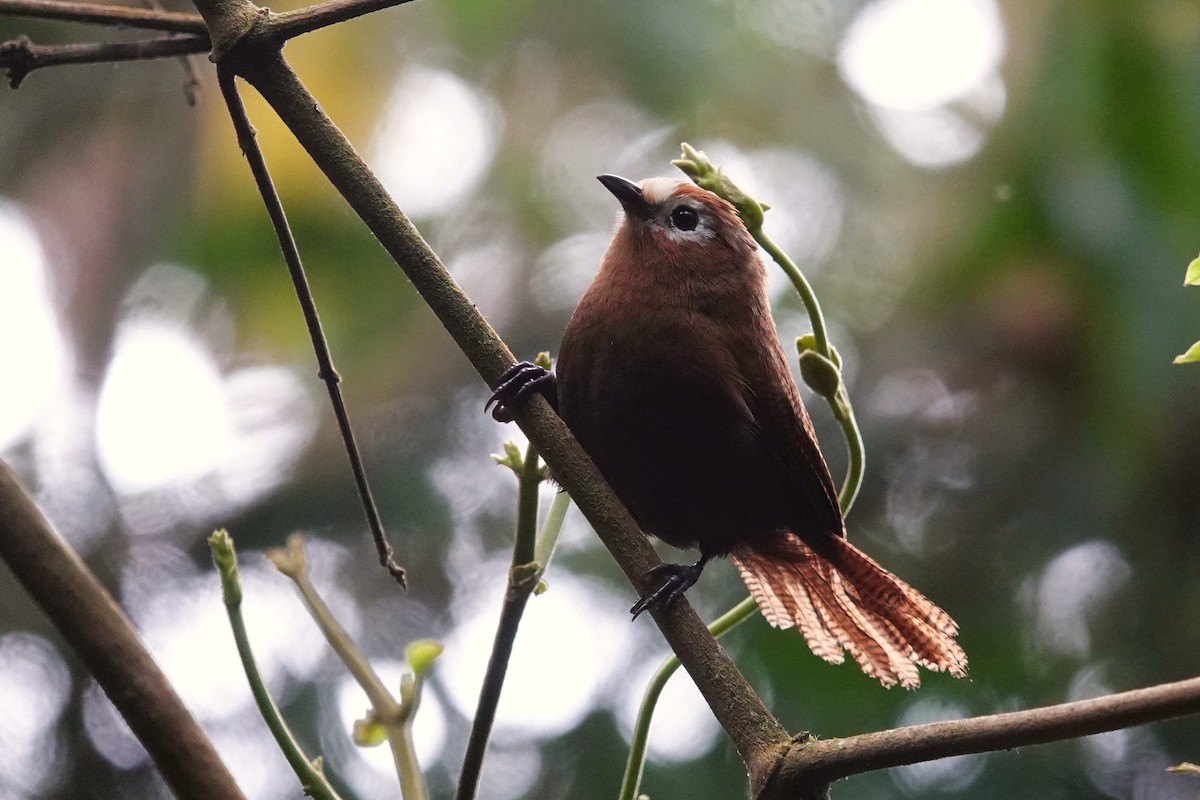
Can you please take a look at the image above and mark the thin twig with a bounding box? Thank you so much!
[0,461,247,800]
[456,442,543,800]
[268,0,417,41]
[217,66,406,588]
[209,531,345,800]
[0,0,206,33]
[1,33,209,88]
[267,535,427,800]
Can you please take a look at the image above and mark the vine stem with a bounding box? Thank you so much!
[617,595,759,800]
[756,227,832,357]
[754,225,865,510]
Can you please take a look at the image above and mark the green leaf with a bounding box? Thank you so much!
[1174,341,1200,364]
[1186,257,1200,286]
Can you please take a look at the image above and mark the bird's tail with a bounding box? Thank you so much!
[730,532,967,689]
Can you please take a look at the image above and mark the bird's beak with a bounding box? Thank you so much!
[597,174,652,220]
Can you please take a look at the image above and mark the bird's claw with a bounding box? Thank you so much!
[630,560,706,619]
[486,361,556,422]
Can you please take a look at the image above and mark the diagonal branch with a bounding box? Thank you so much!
[1,33,209,88]
[0,0,207,33]
[268,0,418,41]
[221,50,790,790]
[0,461,247,800]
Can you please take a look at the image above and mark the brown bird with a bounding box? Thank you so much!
[489,174,967,688]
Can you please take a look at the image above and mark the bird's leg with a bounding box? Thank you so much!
[486,361,558,421]
[630,554,711,619]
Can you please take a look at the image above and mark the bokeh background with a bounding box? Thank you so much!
[3,1,1200,798]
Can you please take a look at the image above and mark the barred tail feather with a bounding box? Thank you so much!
[731,532,968,689]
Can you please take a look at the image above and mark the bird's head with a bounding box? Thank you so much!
[597,174,757,262]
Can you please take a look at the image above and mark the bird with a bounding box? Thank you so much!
[488,174,967,689]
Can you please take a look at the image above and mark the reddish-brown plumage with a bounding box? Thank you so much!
[494,175,966,688]
[557,178,843,557]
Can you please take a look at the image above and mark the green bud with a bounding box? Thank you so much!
[795,335,842,369]
[534,351,553,370]
[490,440,525,475]
[207,529,242,606]
[1186,256,1200,286]
[352,714,388,747]
[1174,341,1200,364]
[405,639,444,676]
[264,533,308,579]
[534,579,549,596]
[799,350,842,400]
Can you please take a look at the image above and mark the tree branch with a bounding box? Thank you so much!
[0,32,209,88]
[268,0,417,41]
[0,0,206,33]
[760,674,1200,796]
[0,460,247,800]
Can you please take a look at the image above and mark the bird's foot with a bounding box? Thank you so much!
[485,361,557,422]
[630,556,710,619]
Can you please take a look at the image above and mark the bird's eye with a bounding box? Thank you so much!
[670,205,699,231]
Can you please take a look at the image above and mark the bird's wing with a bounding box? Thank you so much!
[742,341,846,539]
